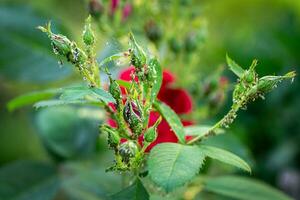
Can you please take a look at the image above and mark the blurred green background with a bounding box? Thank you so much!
[0,0,299,199]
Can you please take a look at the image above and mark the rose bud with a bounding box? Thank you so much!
[184,33,198,52]
[88,0,104,19]
[109,78,122,101]
[144,20,162,43]
[168,37,182,53]
[118,141,139,164]
[82,16,95,46]
[129,33,147,69]
[123,100,143,136]
[144,117,162,143]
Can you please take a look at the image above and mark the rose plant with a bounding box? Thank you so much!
[7,16,296,200]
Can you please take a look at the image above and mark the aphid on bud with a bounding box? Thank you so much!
[109,78,122,101]
[83,16,95,46]
[118,141,139,164]
[123,100,143,136]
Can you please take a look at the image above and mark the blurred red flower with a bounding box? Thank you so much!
[108,66,193,151]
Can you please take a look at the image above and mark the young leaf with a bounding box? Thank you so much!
[7,88,61,112]
[148,58,163,104]
[226,54,245,78]
[198,145,251,172]
[110,178,149,200]
[153,101,185,143]
[148,143,205,192]
[203,176,292,200]
[184,125,224,137]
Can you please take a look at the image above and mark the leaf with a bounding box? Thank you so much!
[90,88,116,103]
[198,145,251,173]
[7,88,61,112]
[148,143,205,192]
[61,161,122,200]
[0,160,59,200]
[61,86,115,104]
[153,101,185,144]
[110,178,149,200]
[203,176,292,200]
[184,125,224,137]
[36,106,100,158]
[0,6,72,83]
[116,80,131,89]
[148,58,163,104]
[226,54,245,78]
[203,134,254,166]
[32,86,112,109]
[34,99,98,109]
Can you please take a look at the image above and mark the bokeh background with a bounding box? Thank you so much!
[0,0,299,199]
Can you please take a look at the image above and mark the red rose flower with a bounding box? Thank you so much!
[108,66,193,151]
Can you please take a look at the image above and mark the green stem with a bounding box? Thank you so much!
[187,98,244,145]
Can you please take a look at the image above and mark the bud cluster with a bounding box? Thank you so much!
[102,33,162,172]
[38,17,100,87]
[223,58,296,129]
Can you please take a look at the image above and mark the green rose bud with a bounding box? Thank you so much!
[258,71,296,93]
[144,20,162,43]
[129,33,147,69]
[184,33,198,52]
[145,58,159,84]
[83,16,95,46]
[38,22,87,65]
[168,37,182,53]
[144,117,162,143]
[101,125,120,149]
[38,22,72,56]
[88,0,104,19]
[109,78,122,101]
[118,141,139,164]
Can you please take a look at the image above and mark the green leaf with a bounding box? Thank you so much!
[61,86,115,104]
[198,145,251,172]
[184,125,224,137]
[8,86,113,110]
[36,107,100,158]
[203,176,292,200]
[61,161,122,200]
[34,99,99,109]
[90,88,116,104]
[226,54,245,78]
[110,178,149,200]
[203,134,254,167]
[153,101,185,143]
[148,143,205,192]
[116,80,131,89]
[7,88,61,112]
[148,58,163,104]
[0,160,59,200]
